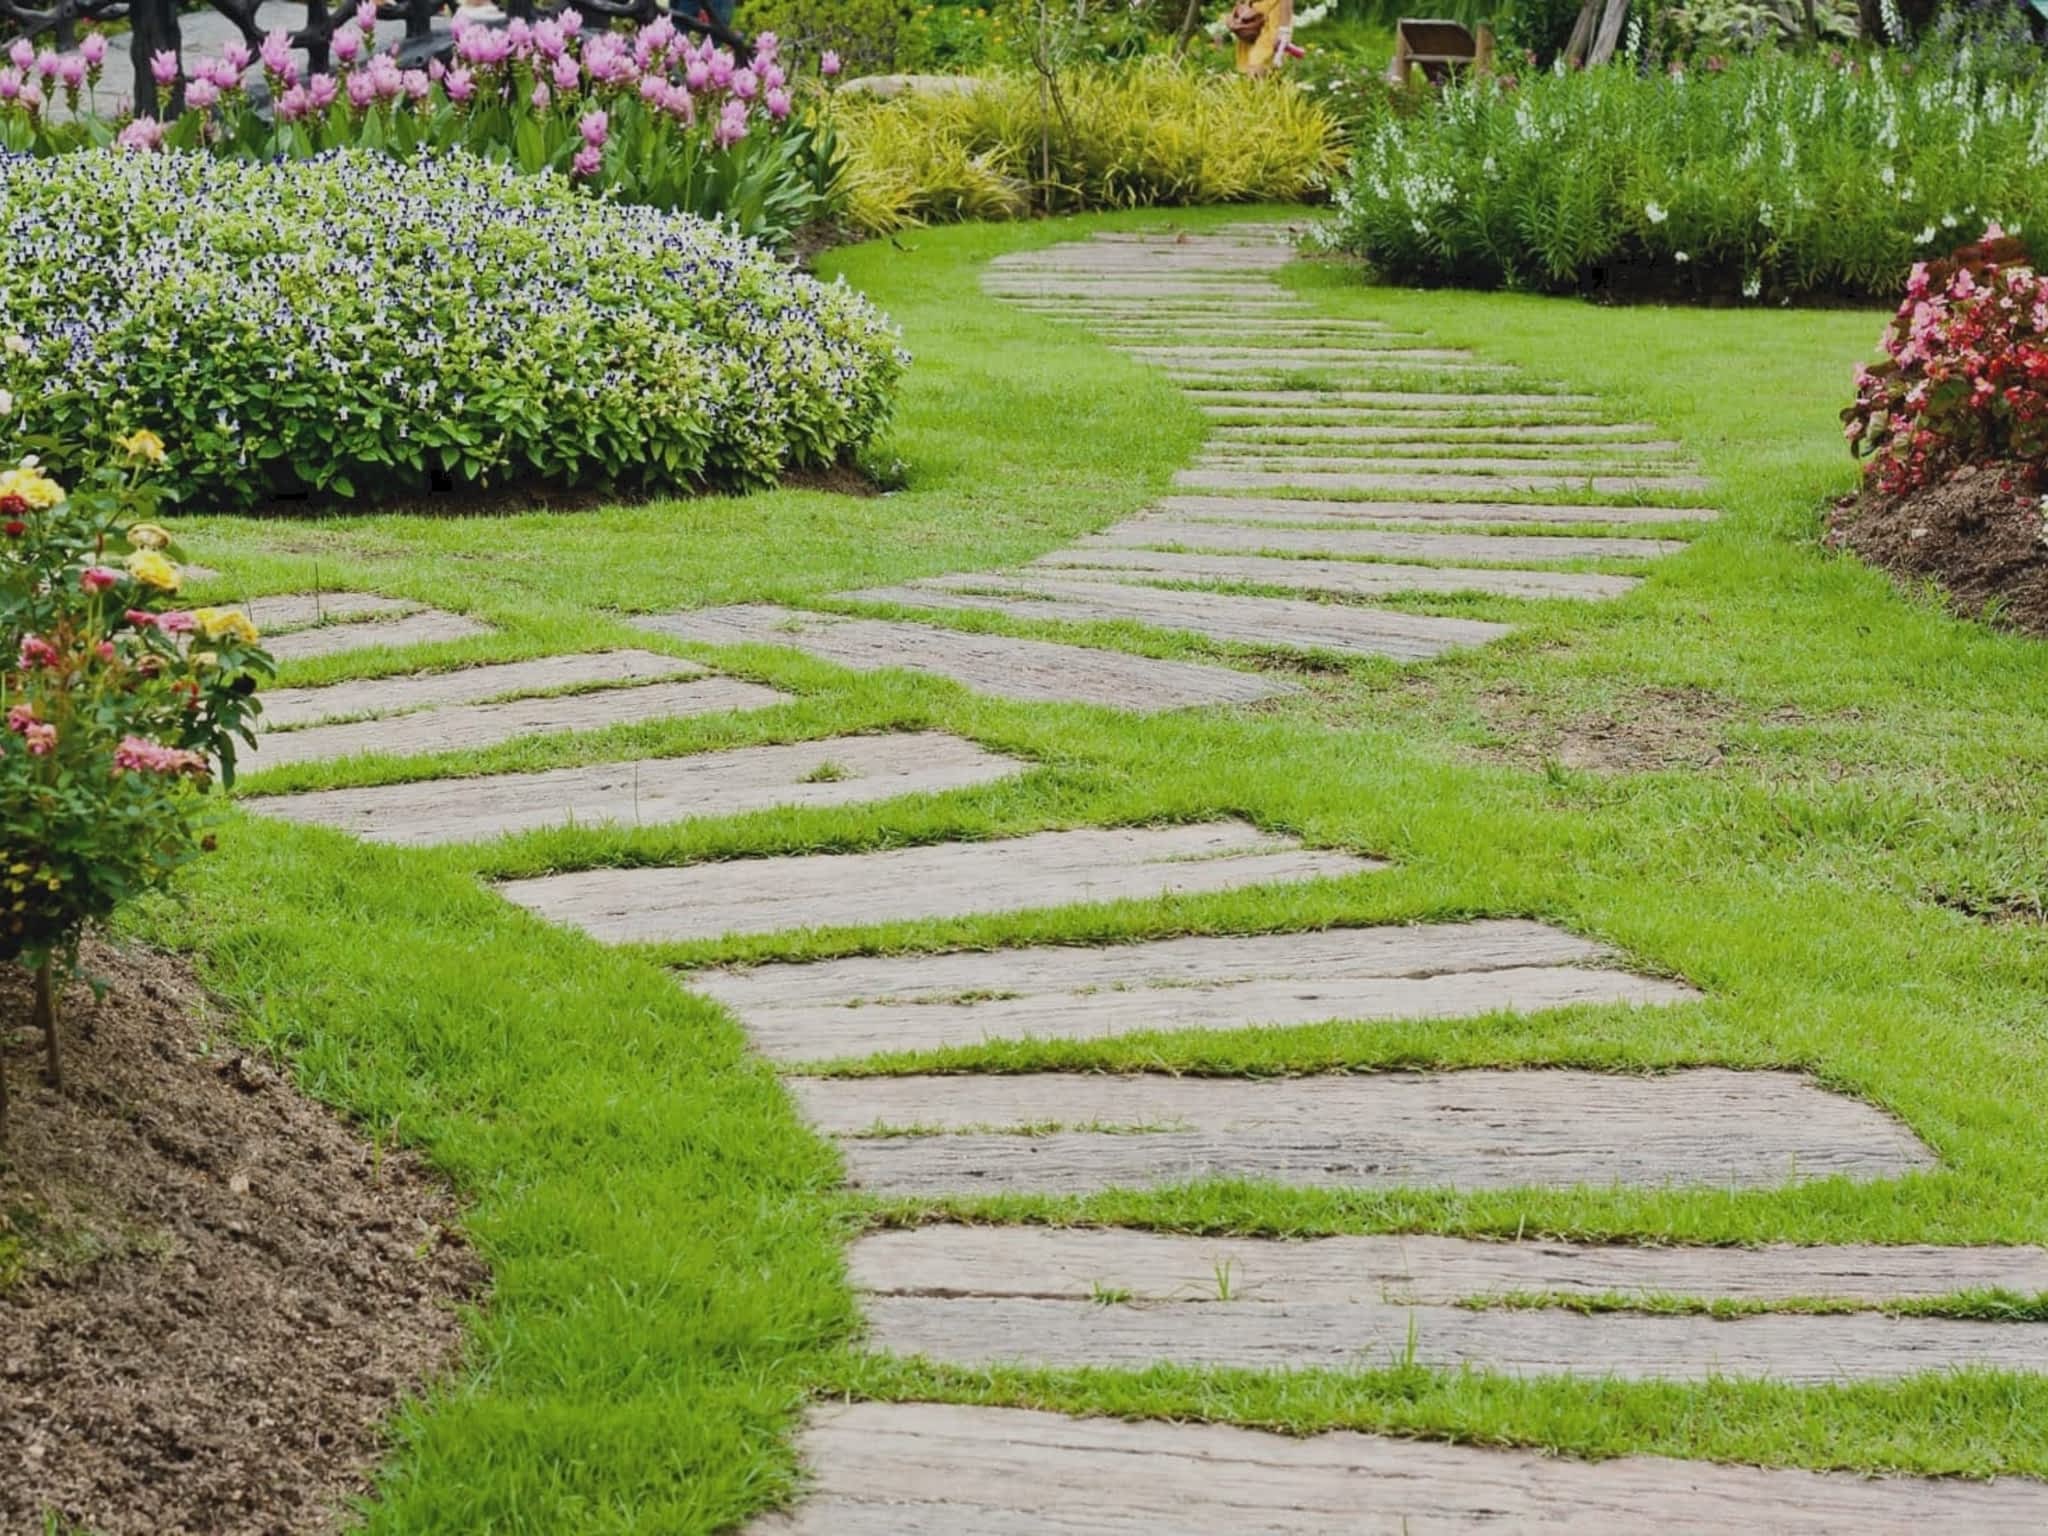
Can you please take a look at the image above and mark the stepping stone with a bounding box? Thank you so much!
[635,605,1294,711]
[250,676,787,770]
[265,607,495,662]
[692,918,1694,1062]
[1030,549,1640,602]
[850,576,1511,662]
[1211,422,1668,442]
[241,591,421,631]
[1161,495,1719,527]
[1199,390,1597,409]
[260,649,702,729]
[791,1067,1934,1195]
[1177,467,1713,496]
[753,1402,2048,1532]
[855,1230,2048,1382]
[1126,347,1479,366]
[245,732,1025,847]
[852,1226,2048,1307]
[1204,440,1687,462]
[1081,520,1685,563]
[1194,453,1687,476]
[499,821,1380,945]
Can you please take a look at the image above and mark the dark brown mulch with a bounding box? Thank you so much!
[1826,460,2048,635]
[0,939,485,1536]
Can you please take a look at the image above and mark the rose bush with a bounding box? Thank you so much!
[0,429,270,1125]
[1845,229,2048,495]
[0,149,906,511]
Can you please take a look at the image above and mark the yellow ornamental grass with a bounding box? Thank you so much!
[124,548,180,592]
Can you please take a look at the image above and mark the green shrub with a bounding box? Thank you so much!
[1318,50,2048,302]
[0,151,906,510]
[832,58,1344,232]
[741,0,920,76]
[0,437,270,1120]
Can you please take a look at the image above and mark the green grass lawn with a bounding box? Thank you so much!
[126,206,2048,1529]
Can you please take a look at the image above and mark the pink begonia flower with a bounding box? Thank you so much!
[402,67,430,100]
[7,38,33,71]
[820,50,841,77]
[529,81,550,110]
[116,115,166,150]
[345,69,376,108]
[730,66,757,100]
[355,0,379,34]
[17,634,56,668]
[149,49,179,86]
[80,32,108,68]
[713,96,746,148]
[24,721,55,756]
[56,55,87,91]
[307,72,339,108]
[571,142,602,177]
[551,53,579,91]
[332,27,363,63]
[157,612,197,635]
[184,76,220,109]
[444,66,475,102]
[578,107,607,146]
[260,28,295,76]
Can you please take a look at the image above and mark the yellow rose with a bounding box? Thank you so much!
[117,429,168,465]
[127,522,172,551]
[0,465,64,510]
[125,548,181,593]
[193,606,260,645]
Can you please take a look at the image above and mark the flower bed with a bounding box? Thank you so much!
[0,149,906,510]
[1317,51,2048,303]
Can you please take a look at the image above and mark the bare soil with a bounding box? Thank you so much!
[0,938,483,1535]
[1826,461,2048,635]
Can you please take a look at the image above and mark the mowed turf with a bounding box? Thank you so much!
[128,208,2048,1531]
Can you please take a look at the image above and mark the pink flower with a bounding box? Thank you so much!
[0,69,20,103]
[708,51,733,89]
[684,58,709,91]
[332,28,363,64]
[80,564,122,592]
[7,703,35,731]
[529,80,549,111]
[149,49,179,86]
[116,116,166,151]
[185,76,220,110]
[820,50,841,77]
[223,40,252,73]
[571,142,602,178]
[752,30,779,62]
[731,66,757,101]
[24,721,55,756]
[158,611,197,634]
[56,54,86,91]
[578,107,607,146]
[713,96,746,148]
[7,38,33,72]
[17,634,56,668]
[402,67,431,100]
[532,19,567,58]
[551,52,579,92]
[307,71,339,108]
[275,81,311,119]
[660,82,694,122]
[444,66,475,102]
[355,0,378,34]
[761,62,785,91]
[113,735,206,775]
[80,32,108,68]
[34,50,59,82]
[94,640,115,663]
[202,56,240,89]
[560,9,582,33]
[260,28,295,78]
[345,69,377,108]
[639,74,664,105]
[764,85,790,121]
[126,609,159,629]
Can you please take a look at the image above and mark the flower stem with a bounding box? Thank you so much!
[32,958,59,1091]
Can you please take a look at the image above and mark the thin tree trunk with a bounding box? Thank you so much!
[1173,0,1203,57]
[33,959,59,1091]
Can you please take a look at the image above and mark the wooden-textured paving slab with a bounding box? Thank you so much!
[248,677,787,770]
[852,1226,2048,1306]
[1081,519,1684,563]
[245,732,1025,846]
[793,1068,1934,1194]
[852,576,1511,661]
[1161,495,1718,526]
[260,650,704,729]
[498,821,1382,945]
[263,608,495,662]
[634,605,1294,710]
[752,1403,2048,1533]
[695,918,1693,1061]
[1030,548,1639,602]
[1178,467,1713,496]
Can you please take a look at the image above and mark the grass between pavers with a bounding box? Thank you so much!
[119,204,2048,1526]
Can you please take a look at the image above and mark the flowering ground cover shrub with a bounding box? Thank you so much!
[0,13,841,245]
[0,432,270,1124]
[1318,50,2048,302]
[0,150,905,510]
[832,59,1344,234]
[1846,229,2048,495]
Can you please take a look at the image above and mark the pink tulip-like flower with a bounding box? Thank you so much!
[80,32,108,68]
[753,30,779,62]
[332,27,363,63]
[529,81,550,110]
[185,75,220,109]
[275,82,311,119]
[761,62,785,91]
[820,50,841,77]
[33,49,58,81]
[203,56,239,89]
[444,65,475,102]
[18,81,41,112]
[56,54,86,90]
[149,49,179,86]
[117,115,165,150]
[764,84,790,121]
[550,52,579,91]
[505,17,532,52]
[578,107,607,146]
[708,50,733,89]
[559,9,582,33]
[223,40,252,72]
[345,69,376,108]
[157,611,197,635]
[80,565,122,593]
[7,38,32,71]
[713,96,746,148]
[533,20,567,59]
[402,66,430,100]
[639,73,663,105]
[0,69,19,102]
[571,142,602,178]
[355,0,378,34]
[731,66,757,100]
[260,28,294,77]
[307,71,339,108]
[684,58,709,90]
[366,56,402,98]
